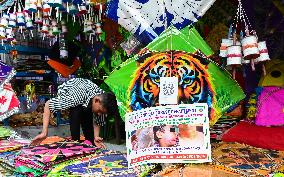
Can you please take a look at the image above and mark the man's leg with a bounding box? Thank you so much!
[81,107,95,145]
[69,105,83,141]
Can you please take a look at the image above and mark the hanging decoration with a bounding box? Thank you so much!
[106,0,215,45]
[0,0,107,48]
[0,0,15,11]
[105,26,244,125]
[219,0,270,79]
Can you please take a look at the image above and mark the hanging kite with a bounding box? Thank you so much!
[105,26,244,125]
[106,0,215,44]
[0,62,20,121]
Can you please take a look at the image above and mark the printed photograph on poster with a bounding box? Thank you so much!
[130,124,204,150]
[125,104,211,167]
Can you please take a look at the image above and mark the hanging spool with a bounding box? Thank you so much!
[47,0,55,7]
[59,2,67,12]
[227,33,242,79]
[8,13,17,28]
[68,4,78,15]
[35,12,43,24]
[6,28,14,41]
[219,38,233,57]
[37,0,43,9]
[25,17,34,30]
[9,13,17,21]
[84,20,93,33]
[8,19,16,28]
[51,20,60,35]
[256,41,270,76]
[41,24,49,33]
[95,22,102,34]
[42,11,49,18]
[48,29,55,38]
[256,41,269,63]
[53,0,63,8]
[79,4,87,14]
[0,27,7,40]
[241,34,259,71]
[0,14,9,28]
[42,3,51,12]
[24,0,31,13]
[28,0,38,13]
[16,12,26,26]
[61,21,67,33]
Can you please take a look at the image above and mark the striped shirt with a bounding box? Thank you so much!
[49,78,106,126]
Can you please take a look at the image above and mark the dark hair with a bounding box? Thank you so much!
[100,92,118,116]
[153,124,166,142]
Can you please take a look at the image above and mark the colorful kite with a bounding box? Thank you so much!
[106,0,215,44]
[0,62,20,121]
[105,27,245,125]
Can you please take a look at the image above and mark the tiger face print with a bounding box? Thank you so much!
[128,51,214,113]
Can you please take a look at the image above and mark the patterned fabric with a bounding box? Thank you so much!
[212,142,284,176]
[49,78,103,113]
[48,150,139,177]
[245,87,262,121]
[255,86,284,126]
[210,116,241,140]
[156,164,241,177]
[0,140,29,153]
[15,141,98,176]
[61,153,136,176]
[0,150,20,167]
[245,93,258,120]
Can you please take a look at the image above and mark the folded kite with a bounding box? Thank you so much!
[0,83,20,122]
[15,141,98,176]
[47,58,81,78]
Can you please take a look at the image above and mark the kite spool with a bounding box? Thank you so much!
[95,22,102,34]
[6,28,14,41]
[227,34,241,79]
[8,13,17,28]
[61,21,67,33]
[256,41,270,76]
[41,23,49,33]
[256,41,269,62]
[0,15,9,28]
[16,12,25,26]
[0,27,6,40]
[241,35,259,71]
[219,39,233,58]
[79,4,87,14]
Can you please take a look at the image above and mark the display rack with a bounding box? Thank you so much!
[0,44,69,127]
[0,44,49,55]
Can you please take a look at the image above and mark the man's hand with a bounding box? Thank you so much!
[94,136,106,149]
[30,132,47,146]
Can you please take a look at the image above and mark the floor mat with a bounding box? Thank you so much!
[212,142,284,176]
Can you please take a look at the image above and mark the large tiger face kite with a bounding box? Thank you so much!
[128,51,215,116]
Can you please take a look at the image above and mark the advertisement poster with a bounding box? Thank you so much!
[125,103,211,167]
